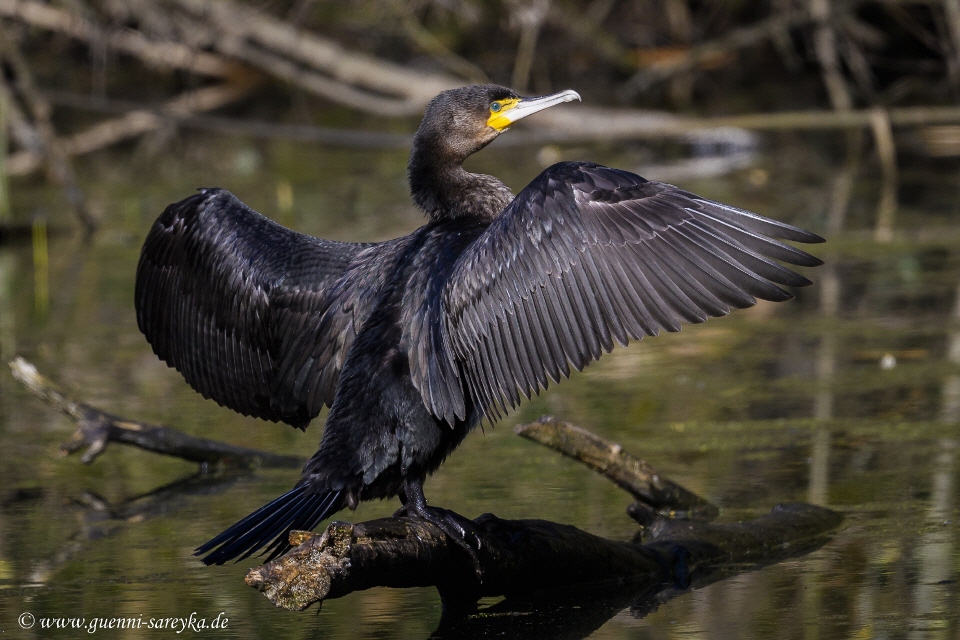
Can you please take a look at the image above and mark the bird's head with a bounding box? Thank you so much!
[413,84,581,164]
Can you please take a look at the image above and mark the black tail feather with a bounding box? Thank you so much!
[195,486,344,565]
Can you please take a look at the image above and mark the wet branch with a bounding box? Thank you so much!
[246,515,668,609]
[516,416,719,523]
[245,418,842,611]
[8,357,301,468]
[245,502,840,611]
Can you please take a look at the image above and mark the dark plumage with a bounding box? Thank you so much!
[135,84,823,566]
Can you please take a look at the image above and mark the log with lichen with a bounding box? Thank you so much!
[244,417,841,611]
[245,501,841,611]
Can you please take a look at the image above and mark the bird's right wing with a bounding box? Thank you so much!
[135,189,396,429]
[443,162,823,422]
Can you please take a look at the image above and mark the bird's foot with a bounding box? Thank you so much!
[394,503,484,577]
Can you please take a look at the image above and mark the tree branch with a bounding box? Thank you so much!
[0,0,236,77]
[245,491,841,612]
[8,357,302,468]
[6,80,262,176]
[8,356,843,622]
[515,416,719,523]
[245,418,842,612]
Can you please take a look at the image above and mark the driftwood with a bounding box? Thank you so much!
[8,357,301,468]
[516,416,719,524]
[245,417,842,613]
[246,502,841,612]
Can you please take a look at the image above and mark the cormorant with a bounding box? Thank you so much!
[135,84,823,566]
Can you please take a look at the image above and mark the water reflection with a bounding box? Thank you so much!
[0,133,958,638]
[939,282,960,425]
[910,439,956,639]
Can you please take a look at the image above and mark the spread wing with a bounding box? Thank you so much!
[443,162,824,421]
[135,188,397,429]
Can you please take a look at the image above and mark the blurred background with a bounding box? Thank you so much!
[0,1,958,638]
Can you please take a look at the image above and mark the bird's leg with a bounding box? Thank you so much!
[394,477,483,576]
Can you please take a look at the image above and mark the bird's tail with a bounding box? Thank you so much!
[195,486,344,565]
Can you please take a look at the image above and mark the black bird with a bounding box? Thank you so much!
[135,84,823,566]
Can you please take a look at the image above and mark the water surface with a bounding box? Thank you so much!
[0,131,957,638]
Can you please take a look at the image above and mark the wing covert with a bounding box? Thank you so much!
[444,162,823,421]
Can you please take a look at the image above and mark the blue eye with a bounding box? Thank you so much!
[490,102,502,113]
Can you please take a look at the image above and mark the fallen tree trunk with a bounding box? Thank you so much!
[245,420,842,612]
[245,495,841,611]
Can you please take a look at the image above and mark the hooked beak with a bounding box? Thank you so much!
[487,89,581,131]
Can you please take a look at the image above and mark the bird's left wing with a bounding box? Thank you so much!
[443,162,823,421]
[136,189,396,429]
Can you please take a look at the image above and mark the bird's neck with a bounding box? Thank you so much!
[409,157,513,223]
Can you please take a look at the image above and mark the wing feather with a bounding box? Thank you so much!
[136,189,397,428]
[443,162,823,421]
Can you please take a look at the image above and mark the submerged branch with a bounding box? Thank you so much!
[8,357,301,468]
[516,416,719,523]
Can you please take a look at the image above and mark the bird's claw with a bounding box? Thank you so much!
[437,507,483,550]
[397,504,484,578]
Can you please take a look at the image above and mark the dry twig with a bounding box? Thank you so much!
[0,28,98,232]
[6,79,262,176]
[0,0,235,77]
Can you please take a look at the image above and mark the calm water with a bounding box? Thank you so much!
[0,129,957,638]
